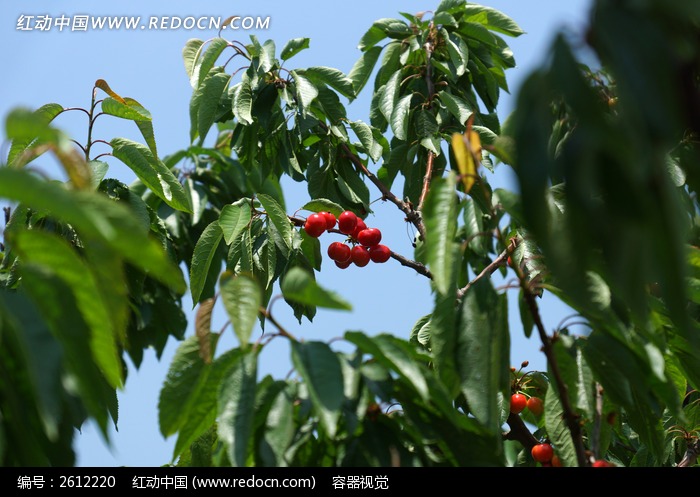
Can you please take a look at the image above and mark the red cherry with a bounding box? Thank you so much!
[338,211,358,235]
[358,228,382,247]
[527,397,544,417]
[351,218,367,240]
[351,246,370,267]
[552,455,562,467]
[320,211,336,230]
[328,242,351,263]
[335,259,351,269]
[531,443,554,463]
[510,393,527,414]
[369,244,391,263]
[304,213,327,238]
[592,460,614,467]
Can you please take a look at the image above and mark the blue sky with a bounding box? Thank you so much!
[0,1,592,466]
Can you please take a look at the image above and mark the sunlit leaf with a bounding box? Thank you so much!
[190,220,224,305]
[220,272,262,349]
[281,267,352,310]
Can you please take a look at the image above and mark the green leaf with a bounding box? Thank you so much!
[88,160,109,189]
[15,271,116,435]
[0,169,185,293]
[463,5,525,37]
[439,91,472,125]
[423,173,459,294]
[101,97,151,121]
[409,314,432,349]
[220,272,262,349]
[291,341,344,438]
[173,350,243,460]
[457,278,510,433]
[390,94,413,141]
[233,79,253,126]
[416,109,439,139]
[101,97,158,155]
[346,331,431,401]
[14,230,123,389]
[349,120,377,160]
[518,289,534,338]
[551,336,595,420]
[110,137,192,213]
[544,384,578,467]
[0,290,70,439]
[348,46,383,98]
[7,103,64,167]
[82,240,129,348]
[303,66,355,100]
[192,38,229,88]
[301,198,344,217]
[446,35,469,77]
[462,197,489,257]
[281,267,352,310]
[291,70,318,110]
[183,38,205,80]
[280,37,310,60]
[159,336,208,437]
[436,0,465,14]
[262,387,295,466]
[218,350,258,466]
[197,72,231,143]
[493,188,524,226]
[378,70,402,122]
[190,221,224,305]
[257,193,292,250]
[358,24,386,51]
[219,199,252,245]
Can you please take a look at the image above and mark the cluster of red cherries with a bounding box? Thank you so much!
[303,210,391,269]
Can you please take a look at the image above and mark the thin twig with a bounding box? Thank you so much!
[456,246,510,299]
[259,306,297,341]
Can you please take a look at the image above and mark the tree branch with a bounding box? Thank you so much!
[503,411,539,449]
[417,151,436,212]
[456,246,509,299]
[416,26,436,213]
[678,439,700,467]
[390,250,432,279]
[523,290,588,467]
[340,142,426,241]
[259,306,297,342]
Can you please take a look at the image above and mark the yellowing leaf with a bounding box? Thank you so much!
[451,114,483,194]
[468,129,482,157]
[452,132,476,193]
[94,79,126,104]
